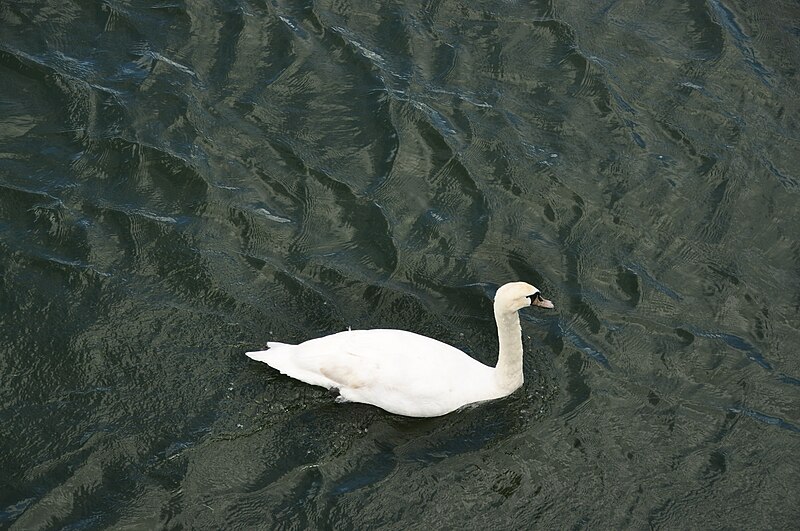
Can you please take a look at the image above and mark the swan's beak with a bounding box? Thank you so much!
[531,292,554,309]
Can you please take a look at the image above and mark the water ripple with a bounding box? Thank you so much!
[2,0,800,527]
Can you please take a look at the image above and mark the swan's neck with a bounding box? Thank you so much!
[494,308,524,393]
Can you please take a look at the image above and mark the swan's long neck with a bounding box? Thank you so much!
[493,307,524,393]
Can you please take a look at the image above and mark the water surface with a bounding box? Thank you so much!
[1,0,799,528]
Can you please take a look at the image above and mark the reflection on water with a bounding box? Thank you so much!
[1,0,799,528]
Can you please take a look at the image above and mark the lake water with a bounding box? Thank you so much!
[2,0,799,528]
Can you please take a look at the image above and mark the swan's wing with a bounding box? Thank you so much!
[317,350,380,390]
[317,330,496,415]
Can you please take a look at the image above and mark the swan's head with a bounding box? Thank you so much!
[494,281,554,313]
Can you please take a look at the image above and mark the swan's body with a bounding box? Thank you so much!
[245,282,554,417]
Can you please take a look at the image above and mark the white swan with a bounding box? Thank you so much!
[245,282,554,417]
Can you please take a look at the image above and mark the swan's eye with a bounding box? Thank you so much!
[531,292,541,301]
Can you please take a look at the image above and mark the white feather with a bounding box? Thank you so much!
[246,281,554,417]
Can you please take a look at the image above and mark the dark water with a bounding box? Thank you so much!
[2,0,799,528]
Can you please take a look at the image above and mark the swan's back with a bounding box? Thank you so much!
[246,329,500,417]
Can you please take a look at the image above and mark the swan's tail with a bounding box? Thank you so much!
[245,341,294,363]
[245,340,344,391]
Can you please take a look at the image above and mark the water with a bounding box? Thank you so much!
[1,0,799,528]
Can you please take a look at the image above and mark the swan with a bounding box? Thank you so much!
[245,282,554,417]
